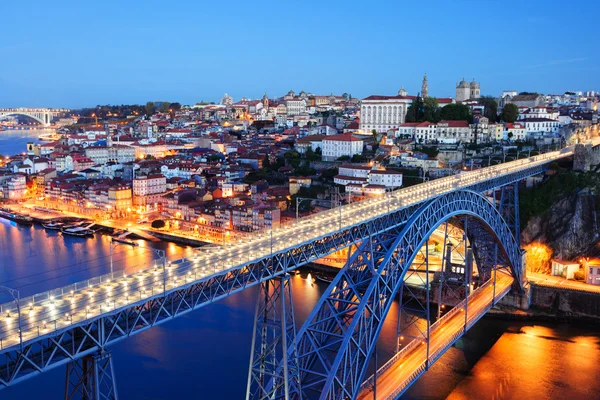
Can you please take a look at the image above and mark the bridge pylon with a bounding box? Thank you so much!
[64,350,118,400]
[246,274,301,400]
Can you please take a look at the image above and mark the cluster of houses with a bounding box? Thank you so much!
[0,87,598,239]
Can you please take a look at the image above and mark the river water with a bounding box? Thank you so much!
[1,201,600,398]
[0,128,52,157]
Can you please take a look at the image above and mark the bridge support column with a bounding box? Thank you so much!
[246,274,300,400]
[65,350,118,400]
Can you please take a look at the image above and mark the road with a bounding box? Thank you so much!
[527,271,600,293]
[0,149,572,351]
[358,273,514,400]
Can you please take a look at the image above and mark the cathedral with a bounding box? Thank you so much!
[456,78,480,102]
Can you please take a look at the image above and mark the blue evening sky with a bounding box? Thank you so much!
[1,0,598,108]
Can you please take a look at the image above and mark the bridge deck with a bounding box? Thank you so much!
[358,274,514,400]
[0,150,569,356]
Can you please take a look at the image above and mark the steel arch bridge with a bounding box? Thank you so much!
[0,108,69,126]
[0,149,576,399]
[289,190,521,400]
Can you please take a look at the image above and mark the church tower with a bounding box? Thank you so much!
[421,74,429,98]
[262,93,269,111]
[398,86,407,96]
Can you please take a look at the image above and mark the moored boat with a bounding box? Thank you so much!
[315,273,334,284]
[42,221,64,230]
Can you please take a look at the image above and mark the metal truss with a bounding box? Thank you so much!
[65,350,117,400]
[499,184,520,240]
[0,162,542,392]
[290,190,522,400]
[247,274,300,400]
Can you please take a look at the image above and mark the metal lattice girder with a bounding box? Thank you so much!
[291,190,522,400]
[65,350,117,400]
[246,274,300,400]
[0,161,541,391]
[499,184,520,240]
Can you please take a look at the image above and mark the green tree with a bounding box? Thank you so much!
[305,147,321,161]
[439,103,472,122]
[502,104,519,123]
[478,96,498,122]
[262,156,271,169]
[423,97,440,122]
[405,97,424,122]
[145,101,156,115]
[159,102,171,113]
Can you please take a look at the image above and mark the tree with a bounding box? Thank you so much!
[145,102,156,115]
[262,156,271,169]
[405,97,424,122]
[159,102,171,113]
[478,96,498,122]
[169,102,182,112]
[151,220,166,229]
[439,103,472,122]
[423,97,440,122]
[502,104,519,123]
[305,147,321,161]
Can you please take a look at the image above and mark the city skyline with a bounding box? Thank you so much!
[1,0,599,108]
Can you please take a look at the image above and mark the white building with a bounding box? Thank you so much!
[285,99,307,116]
[321,133,364,161]
[360,95,415,134]
[436,120,472,144]
[369,170,403,188]
[504,122,527,141]
[85,145,136,164]
[456,78,480,102]
[523,118,560,136]
[133,174,167,197]
[414,122,437,143]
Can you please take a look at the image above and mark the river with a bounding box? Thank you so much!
[0,128,54,157]
[1,219,599,399]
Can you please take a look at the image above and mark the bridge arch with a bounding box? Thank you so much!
[292,190,522,399]
[0,112,48,125]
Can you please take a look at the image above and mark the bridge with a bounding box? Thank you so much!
[0,108,69,126]
[0,146,577,399]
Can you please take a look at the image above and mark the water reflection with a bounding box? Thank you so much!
[2,219,600,399]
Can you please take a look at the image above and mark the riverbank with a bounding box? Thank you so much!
[491,280,600,324]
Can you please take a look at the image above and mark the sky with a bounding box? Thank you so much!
[1,0,599,108]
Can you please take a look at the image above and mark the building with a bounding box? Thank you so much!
[360,95,416,134]
[585,258,600,286]
[551,259,580,280]
[504,122,527,141]
[421,74,429,98]
[437,120,472,144]
[85,145,136,164]
[510,94,545,108]
[523,118,560,137]
[368,170,403,188]
[321,134,364,161]
[456,78,480,102]
[285,99,307,115]
[133,174,167,210]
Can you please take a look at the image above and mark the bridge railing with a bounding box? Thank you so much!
[0,149,570,352]
[361,278,497,392]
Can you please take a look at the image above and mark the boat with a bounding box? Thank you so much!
[61,226,94,237]
[0,209,33,225]
[315,273,334,284]
[42,221,64,230]
[61,223,96,237]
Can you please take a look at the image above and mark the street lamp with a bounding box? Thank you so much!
[109,238,139,274]
[0,286,22,351]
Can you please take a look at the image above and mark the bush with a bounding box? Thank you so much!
[151,220,166,229]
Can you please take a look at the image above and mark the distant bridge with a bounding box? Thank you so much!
[0,108,69,126]
[0,144,586,399]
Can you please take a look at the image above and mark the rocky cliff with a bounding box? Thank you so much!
[521,189,600,260]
